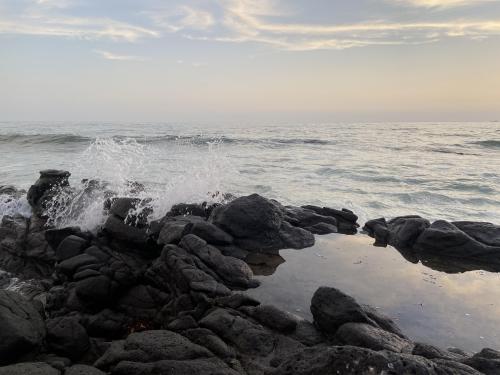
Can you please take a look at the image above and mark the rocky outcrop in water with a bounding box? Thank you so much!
[0,170,498,374]
[364,216,500,272]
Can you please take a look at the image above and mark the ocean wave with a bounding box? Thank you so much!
[471,140,500,149]
[0,133,92,145]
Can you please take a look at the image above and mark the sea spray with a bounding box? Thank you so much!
[44,137,235,230]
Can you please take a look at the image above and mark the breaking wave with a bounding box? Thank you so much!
[44,137,235,231]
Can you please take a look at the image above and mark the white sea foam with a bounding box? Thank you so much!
[0,194,32,221]
[44,137,235,231]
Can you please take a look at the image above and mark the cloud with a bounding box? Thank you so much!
[149,5,215,32]
[94,50,147,61]
[172,0,500,51]
[391,0,495,8]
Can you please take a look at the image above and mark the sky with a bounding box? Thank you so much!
[1,0,500,122]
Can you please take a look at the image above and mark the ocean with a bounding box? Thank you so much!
[1,121,499,228]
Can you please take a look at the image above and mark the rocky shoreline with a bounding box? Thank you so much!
[0,170,499,374]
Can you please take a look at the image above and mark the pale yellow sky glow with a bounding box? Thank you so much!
[0,0,499,121]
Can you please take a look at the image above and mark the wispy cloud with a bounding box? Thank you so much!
[391,0,495,8]
[172,0,500,51]
[148,5,215,32]
[94,49,147,61]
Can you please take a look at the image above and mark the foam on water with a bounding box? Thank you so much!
[0,194,31,221]
[43,137,234,230]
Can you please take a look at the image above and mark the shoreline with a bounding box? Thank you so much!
[0,170,499,374]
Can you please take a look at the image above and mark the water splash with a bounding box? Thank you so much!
[0,194,31,221]
[44,137,234,230]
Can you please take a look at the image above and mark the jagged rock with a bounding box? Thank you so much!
[301,205,359,234]
[182,328,236,358]
[112,358,239,375]
[117,284,168,319]
[157,216,205,245]
[270,346,481,375]
[27,170,71,215]
[310,287,404,337]
[188,221,234,245]
[462,348,500,375]
[75,275,113,305]
[179,234,257,289]
[0,290,46,365]
[46,316,90,360]
[56,235,88,261]
[0,215,54,278]
[146,244,231,297]
[242,304,298,333]
[412,342,466,361]
[335,322,414,353]
[0,362,60,375]
[94,330,213,370]
[199,308,277,356]
[65,364,106,375]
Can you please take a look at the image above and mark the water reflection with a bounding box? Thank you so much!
[246,234,500,352]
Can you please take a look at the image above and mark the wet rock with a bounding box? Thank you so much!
[453,221,500,247]
[94,330,213,370]
[56,235,88,261]
[364,215,430,248]
[291,320,324,346]
[462,348,500,375]
[45,227,86,250]
[157,216,204,245]
[0,290,46,364]
[27,170,71,215]
[117,284,168,319]
[0,362,60,375]
[104,215,149,246]
[310,287,404,337]
[301,205,359,234]
[335,322,414,353]
[167,202,218,218]
[46,316,90,360]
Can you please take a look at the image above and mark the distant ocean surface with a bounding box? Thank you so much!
[1,121,499,229]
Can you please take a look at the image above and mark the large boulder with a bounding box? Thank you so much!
[0,290,46,364]
[462,348,500,375]
[310,287,404,337]
[210,194,314,253]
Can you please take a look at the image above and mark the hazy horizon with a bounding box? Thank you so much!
[1,0,500,122]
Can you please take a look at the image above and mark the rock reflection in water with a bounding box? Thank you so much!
[246,233,500,352]
[245,253,286,276]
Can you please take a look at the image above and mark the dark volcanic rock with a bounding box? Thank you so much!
[94,330,213,370]
[310,287,404,337]
[269,346,481,375]
[335,322,414,353]
[65,364,106,375]
[0,290,46,364]
[112,358,239,375]
[210,194,315,253]
[0,214,55,278]
[27,169,71,215]
[0,362,60,375]
[365,215,500,271]
[462,348,500,375]
[56,235,89,261]
[46,316,90,360]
